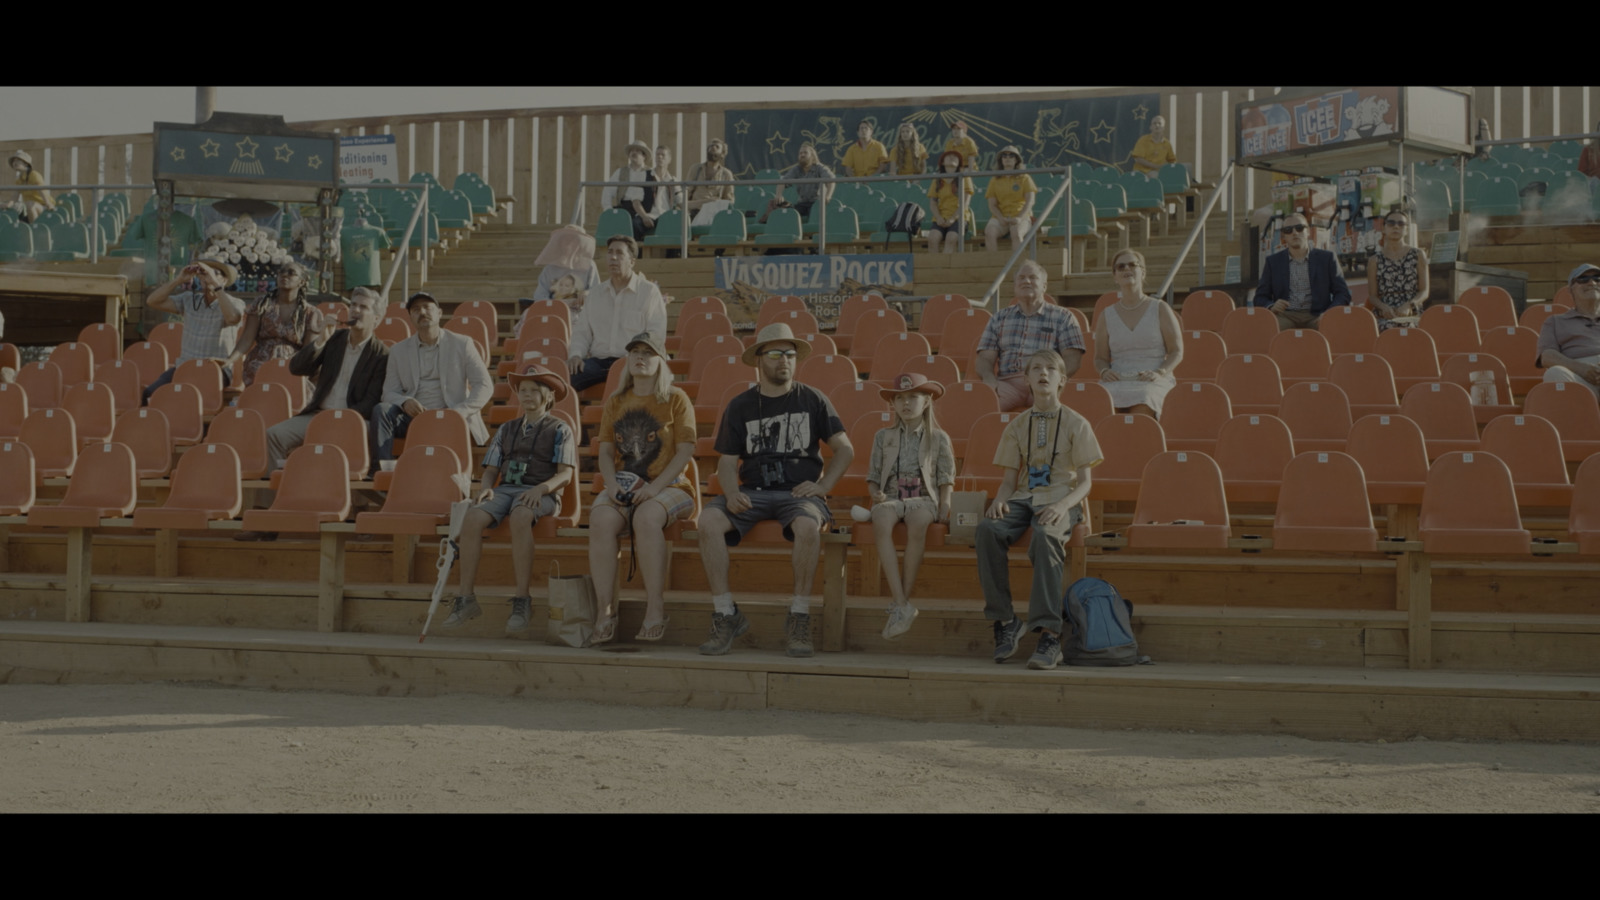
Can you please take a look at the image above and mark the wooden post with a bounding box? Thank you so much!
[0,524,9,573]
[391,533,417,583]
[1069,544,1089,583]
[154,529,179,578]
[821,537,848,652]
[319,530,347,633]
[65,526,92,622]
[857,544,881,596]
[1397,550,1432,670]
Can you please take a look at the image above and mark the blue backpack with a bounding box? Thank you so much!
[1062,577,1152,666]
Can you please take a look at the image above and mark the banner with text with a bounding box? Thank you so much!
[711,253,914,330]
[339,135,399,184]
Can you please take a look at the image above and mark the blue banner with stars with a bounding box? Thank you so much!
[723,94,1161,176]
[155,128,338,185]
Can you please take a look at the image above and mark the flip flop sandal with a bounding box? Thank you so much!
[591,616,618,645]
[634,618,670,642]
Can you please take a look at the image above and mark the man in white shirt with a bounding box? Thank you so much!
[566,235,666,391]
[370,291,494,468]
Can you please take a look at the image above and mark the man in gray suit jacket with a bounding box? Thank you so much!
[369,291,494,471]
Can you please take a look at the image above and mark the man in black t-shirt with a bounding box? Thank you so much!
[697,323,853,659]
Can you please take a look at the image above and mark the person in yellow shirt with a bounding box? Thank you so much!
[9,150,54,223]
[926,149,974,253]
[1126,115,1176,175]
[984,145,1036,252]
[841,121,890,177]
[888,123,928,176]
[944,121,980,172]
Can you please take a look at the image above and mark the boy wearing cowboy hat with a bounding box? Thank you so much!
[696,323,853,658]
[445,362,577,634]
[141,258,247,404]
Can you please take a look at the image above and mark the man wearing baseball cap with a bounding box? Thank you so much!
[696,323,853,658]
[141,258,247,404]
[369,291,494,471]
[1536,263,1600,398]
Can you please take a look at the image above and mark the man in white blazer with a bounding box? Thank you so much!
[369,291,494,472]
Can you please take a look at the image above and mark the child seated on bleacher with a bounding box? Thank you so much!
[444,362,576,635]
[860,372,954,640]
[550,273,583,312]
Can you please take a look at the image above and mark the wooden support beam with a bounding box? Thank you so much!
[1397,550,1432,670]
[65,527,91,622]
[319,530,347,633]
[821,536,849,652]
[391,534,417,583]
[154,529,178,578]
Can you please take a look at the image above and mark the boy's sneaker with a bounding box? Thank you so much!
[443,595,482,627]
[1027,632,1063,670]
[786,612,814,658]
[992,616,1027,663]
[698,607,750,655]
[882,602,919,640]
[505,596,532,633]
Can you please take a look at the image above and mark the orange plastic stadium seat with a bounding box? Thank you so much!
[1125,450,1231,549]
[1068,324,1098,383]
[375,316,413,346]
[523,298,572,329]
[1173,330,1226,383]
[1418,451,1531,555]
[1569,456,1600,556]
[868,331,933,382]
[904,354,961,386]
[829,381,890,439]
[1329,353,1400,419]
[0,342,17,375]
[918,293,972,351]
[94,360,143,415]
[149,321,184,360]
[0,381,28,440]
[1521,381,1600,462]
[834,294,891,355]
[1160,381,1232,455]
[797,354,860,400]
[1089,413,1167,503]
[0,440,37,515]
[1277,382,1352,454]
[1479,326,1542,397]
[16,361,63,409]
[511,314,570,353]
[760,308,820,339]
[133,442,243,529]
[241,444,353,533]
[941,308,992,375]
[49,341,95,387]
[1060,381,1114,426]
[19,407,78,477]
[796,332,838,356]
[831,410,893,505]
[1179,290,1235,333]
[111,407,173,478]
[1457,286,1517,330]
[318,300,350,328]
[679,334,742,389]
[688,356,755,424]
[505,337,570,380]
[1439,351,1517,422]
[304,408,370,480]
[1320,305,1379,355]
[1271,451,1378,552]
[754,295,809,330]
[375,408,472,491]
[1518,303,1563,333]
[203,407,270,479]
[122,341,170,388]
[1214,413,1295,504]
[669,310,735,357]
[1216,353,1284,416]
[1418,304,1482,355]
[934,381,1001,457]
[1374,328,1441,396]
[61,381,114,445]
[76,323,121,365]
[253,358,308,410]
[1346,414,1430,507]
[27,441,138,527]
[1551,286,1575,309]
[454,300,499,334]
[148,383,205,445]
[1089,292,1120,329]
[678,296,727,318]
[1268,328,1333,386]
[355,445,465,536]
[1400,382,1480,459]
[171,359,225,416]
[953,411,1025,497]
[443,314,491,364]
[845,308,909,361]
[1480,414,1573,509]
[1219,306,1278,356]
[235,382,295,428]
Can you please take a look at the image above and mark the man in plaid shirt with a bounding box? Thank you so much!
[974,260,1086,410]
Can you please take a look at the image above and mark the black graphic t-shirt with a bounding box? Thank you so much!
[713,384,844,490]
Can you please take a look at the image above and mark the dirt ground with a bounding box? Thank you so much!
[2,683,1598,813]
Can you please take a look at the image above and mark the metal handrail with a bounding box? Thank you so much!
[1156,162,1236,301]
[2,182,152,265]
[979,174,1075,310]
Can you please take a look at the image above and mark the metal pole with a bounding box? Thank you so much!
[90,186,101,264]
[195,87,215,124]
[980,176,1072,310]
[956,175,967,254]
[1157,162,1237,300]
[421,186,429,284]
[381,185,427,302]
[679,195,689,257]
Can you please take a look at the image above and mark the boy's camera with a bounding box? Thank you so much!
[503,460,528,486]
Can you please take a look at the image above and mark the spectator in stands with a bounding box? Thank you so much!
[976,349,1103,670]
[1252,212,1350,331]
[763,142,834,222]
[926,149,974,254]
[984,145,1036,252]
[369,291,493,470]
[8,150,53,223]
[1094,249,1182,418]
[889,123,928,176]
[696,323,853,659]
[587,332,698,645]
[841,121,890,177]
[229,260,325,388]
[1474,118,1494,162]
[685,138,736,226]
[1536,263,1600,398]
[651,145,681,217]
[444,362,577,635]
[528,224,600,310]
[600,140,658,241]
[1365,212,1428,332]
[141,259,246,404]
[567,235,666,392]
[1126,115,1176,175]
[944,121,979,172]
[235,287,390,542]
[864,372,954,641]
[975,259,1086,411]
[1580,122,1600,182]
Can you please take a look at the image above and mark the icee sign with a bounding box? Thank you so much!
[712,253,914,328]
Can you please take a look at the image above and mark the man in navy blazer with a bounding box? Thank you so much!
[1252,213,1351,330]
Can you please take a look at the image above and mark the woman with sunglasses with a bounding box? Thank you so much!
[1094,249,1182,418]
[229,259,325,388]
[1365,212,1428,331]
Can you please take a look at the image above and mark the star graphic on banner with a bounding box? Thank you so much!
[306,154,324,169]
[273,143,294,163]
[733,119,751,135]
[236,136,259,158]
[765,130,790,156]
[199,139,221,158]
[169,146,186,162]
[1132,104,1150,122]
[1089,120,1115,144]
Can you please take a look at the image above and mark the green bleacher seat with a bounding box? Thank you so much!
[1465,176,1522,216]
[454,172,497,216]
[753,207,803,246]
[641,209,688,247]
[697,208,747,248]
